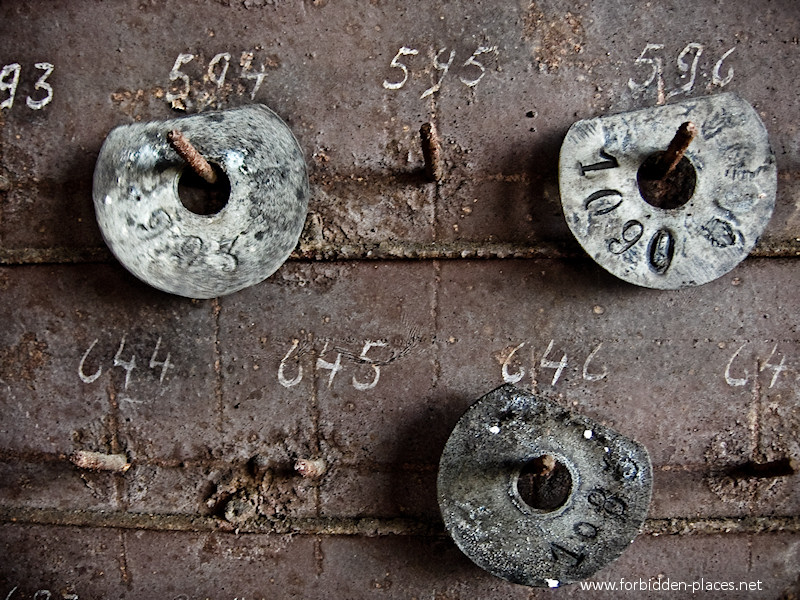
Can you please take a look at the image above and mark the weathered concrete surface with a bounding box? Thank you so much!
[1,0,799,596]
[1,260,798,523]
[1,524,798,598]
[0,1,798,259]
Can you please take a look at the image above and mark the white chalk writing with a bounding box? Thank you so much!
[724,342,796,389]
[4,588,77,600]
[383,44,498,98]
[164,50,278,110]
[628,43,735,103]
[351,340,388,391]
[78,334,174,390]
[383,47,418,90]
[279,336,413,392]
[500,341,608,388]
[0,62,54,111]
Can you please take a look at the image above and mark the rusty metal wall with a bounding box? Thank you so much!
[1,0,799,598]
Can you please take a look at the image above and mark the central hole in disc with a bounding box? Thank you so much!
[178,164,230,216]
[516,454,573,511]
[636,151,697,211]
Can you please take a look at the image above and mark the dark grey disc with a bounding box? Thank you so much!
[438,384,652,587]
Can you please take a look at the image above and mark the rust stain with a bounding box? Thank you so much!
[493,344,521,366]
[3,237,798,266]
[703,429,793,509]
[0,332,50,385]
[420,122,443,183]
[118,531,133,588]
[204,446,322,526]
[522,1,586,73]
[109,86,166,120]
[314,537,325,576]
[2,503,798,537]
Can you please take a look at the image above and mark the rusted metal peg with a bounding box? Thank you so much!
[729,457,797,479]
[70,450,131,473]
[654,121,697,180]
[420,122,443,182]
[167,128,218,184]
[295,457,327,479]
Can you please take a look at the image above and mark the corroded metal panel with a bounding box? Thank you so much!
[1,0,799,597]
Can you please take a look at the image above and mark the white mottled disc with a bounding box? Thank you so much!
[559,93,776,289]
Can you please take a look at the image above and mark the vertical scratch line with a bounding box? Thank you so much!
[429,78,442,393]
[430,81,441,244]
[432,261,441,391]
[212,298,224,434]
[119,530,133,588]
[749,357,762,512]
[309,332,322,518]
[106,379,125,509]
[314,535,324,577]
[308,329,324,577]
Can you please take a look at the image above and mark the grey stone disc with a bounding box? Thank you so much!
[93,105,309,299]
[559,93,776,289]
[437,384,652,587]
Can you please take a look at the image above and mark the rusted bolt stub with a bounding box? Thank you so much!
[438,384,652,588]
[730,457,797,479]
[653,121,697,180]
[167,129,218,185]
[71,450,131,473]
[420,122,443,182]
[295,458,327,478]
[637,121,698,211]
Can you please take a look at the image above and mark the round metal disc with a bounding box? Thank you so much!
[93,104,309,299]
[559,93,776,289]
[437,385,652,587]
